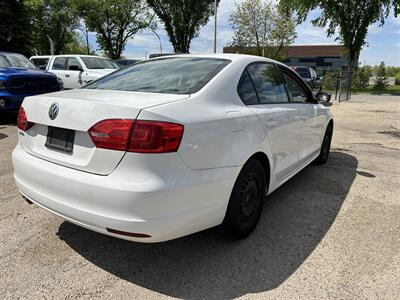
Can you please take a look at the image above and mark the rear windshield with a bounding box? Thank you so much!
[81,57,119,69]
[85,57,231,94]
[292,67,310,78]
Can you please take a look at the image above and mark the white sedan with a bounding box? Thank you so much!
[12,54,333,242]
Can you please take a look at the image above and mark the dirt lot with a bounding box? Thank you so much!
[0,95,399,299]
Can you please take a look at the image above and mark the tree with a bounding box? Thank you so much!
[353,68,370,89]
[229,0,296,60]
[0,0,34,57]
[147,0,220,53]
[395,72,400,85]
[65,32,96,55]
[75,0,155,59]
[373,61,389,90]
[280,0,400,87]
[30,0,80,55]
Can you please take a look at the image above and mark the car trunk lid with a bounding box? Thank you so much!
[19,89,189,175]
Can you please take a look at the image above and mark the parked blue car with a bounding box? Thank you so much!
[0,51,62,111]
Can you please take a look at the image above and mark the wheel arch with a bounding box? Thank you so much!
[246,152,271,194]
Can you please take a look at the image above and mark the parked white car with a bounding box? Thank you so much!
[30,55,119,89]
[13,54,333,243]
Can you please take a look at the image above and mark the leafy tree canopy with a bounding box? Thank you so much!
[229,0,296,60]
[147,0,220,53]
[30,0,79,55]
[0,0,34,57]
[280,0,400,72]
[75,0,155,59]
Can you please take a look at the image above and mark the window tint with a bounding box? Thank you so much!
[86,57,231,94]
[247,63,288,104]
[67,57,82,70]
[237,70,258,105]
[283,73,309,103]
[53,57,67,70]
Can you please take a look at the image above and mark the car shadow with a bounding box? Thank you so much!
[0,112,17,126]
[0,132,8,141]
[57,151,357,299]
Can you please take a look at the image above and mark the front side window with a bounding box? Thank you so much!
[53,57,67,70]
[246,63,288,104]
[283,73,309,103]
[67,57,82,70]
[86,57,231,95]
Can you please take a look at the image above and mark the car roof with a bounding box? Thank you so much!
[30,55,110,59]
[148,53,286,66]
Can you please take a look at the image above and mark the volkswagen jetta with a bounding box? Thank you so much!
[12,54,333,242]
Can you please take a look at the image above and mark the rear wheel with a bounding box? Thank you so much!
[314,124,333,165]
[222,159,266,239]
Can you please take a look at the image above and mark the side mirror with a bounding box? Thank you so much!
[316,92,331,103]
[38,65,47,70]
[68,65,83,72]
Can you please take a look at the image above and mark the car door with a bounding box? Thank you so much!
[280,67,324,162]
[242,62,304,180]
[65,57,84,89]
[49,57,68,86]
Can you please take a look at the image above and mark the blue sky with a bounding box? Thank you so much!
[86,0,400,66]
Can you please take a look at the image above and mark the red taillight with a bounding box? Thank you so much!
[89,119,184,153]
[89,119,134,151]
[128,120,184,153]
[17,107,34,132]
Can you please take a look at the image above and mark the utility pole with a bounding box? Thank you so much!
[77,27,90,55]
[213,0,217,53]
[151,29,163,54]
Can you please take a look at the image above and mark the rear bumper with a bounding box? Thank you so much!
[12,144,239,242]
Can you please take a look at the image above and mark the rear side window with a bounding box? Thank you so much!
[52,57,67,70]
[246,63,288,104]
[237,70,258,105]
[86,57,230,94]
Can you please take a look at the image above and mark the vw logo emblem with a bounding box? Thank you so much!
[48,103,59,120]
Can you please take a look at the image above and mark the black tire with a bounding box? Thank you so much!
[222,159,267,239]
[314,124,333,165]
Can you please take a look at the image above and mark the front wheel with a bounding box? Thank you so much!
[314,124,333,165]
[221,159,267,239]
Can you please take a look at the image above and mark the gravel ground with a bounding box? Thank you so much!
[0,95,399,299]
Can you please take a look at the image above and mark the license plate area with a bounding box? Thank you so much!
[45,126,75,153]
